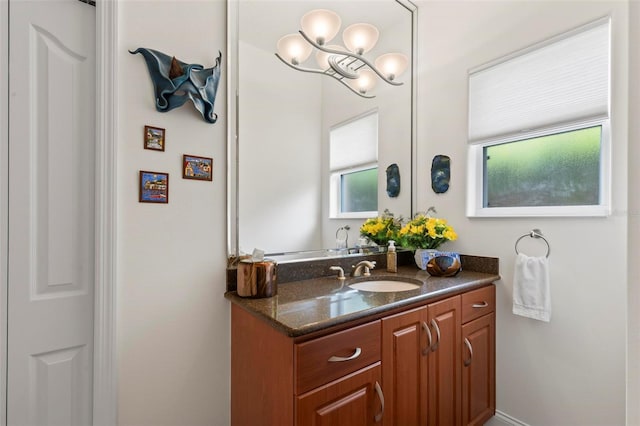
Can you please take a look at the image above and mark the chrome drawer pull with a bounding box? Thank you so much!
[328,347,362,362]
[464,337,473,367]
[374,381,385,423]
[472,301,489,308]
[421,321,432,356]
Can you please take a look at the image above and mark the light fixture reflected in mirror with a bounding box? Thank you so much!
[315,45,347,70]
[275,8,408,98]
[343,23,379,55]
[276,34,313,65]
[354,69,377,94]
[300,9,341,46]
[374,53,409,82]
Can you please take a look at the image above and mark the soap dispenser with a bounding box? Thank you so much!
[387,240,397,273]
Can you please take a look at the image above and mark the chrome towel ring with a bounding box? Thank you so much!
[515,228,550,258]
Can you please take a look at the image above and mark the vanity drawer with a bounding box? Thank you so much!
[295,320,381,395]
[462,285,495,324]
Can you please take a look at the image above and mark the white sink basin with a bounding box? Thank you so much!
[348,280,421,293]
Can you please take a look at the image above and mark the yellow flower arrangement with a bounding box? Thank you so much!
[359,209,402,246]
[397,213,458,250]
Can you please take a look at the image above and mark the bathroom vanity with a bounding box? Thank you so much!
[226,258,498,426]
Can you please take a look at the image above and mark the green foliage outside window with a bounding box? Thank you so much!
[341,167,378,213]
[484,126,601,207]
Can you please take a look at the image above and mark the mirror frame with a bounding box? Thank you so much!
[226,0,418,261]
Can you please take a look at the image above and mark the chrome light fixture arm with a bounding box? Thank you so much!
[298,30,403,87]
[274,53,375,99]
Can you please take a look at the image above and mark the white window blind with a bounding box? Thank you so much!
[330,111,378,170]
[468,18,610,144]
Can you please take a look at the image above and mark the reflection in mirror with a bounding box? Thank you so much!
[227,0,417,262]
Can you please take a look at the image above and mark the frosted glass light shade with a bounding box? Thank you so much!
[315,45,347,70]
[343,23,379,55]
[277,34,312,65]
[374,53,409,80]
[301,9,341,45]
[353,69,377,94]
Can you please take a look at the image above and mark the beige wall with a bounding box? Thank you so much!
[118,1,229,425]
[416,1,628,424]
[115,0,636,425]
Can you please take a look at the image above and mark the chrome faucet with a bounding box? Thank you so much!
[351,260,376,277]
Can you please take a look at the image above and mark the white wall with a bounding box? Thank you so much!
[416,1,629,424]
[113,1,638,425]
[118,1,229,424]
[238,41,323,254]
[627,1,639,424]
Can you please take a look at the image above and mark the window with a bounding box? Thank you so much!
[467,18,611,217]
[329,111,378,218]
[484,124,603,208]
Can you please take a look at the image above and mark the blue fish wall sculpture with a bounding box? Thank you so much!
[129,48,222,124]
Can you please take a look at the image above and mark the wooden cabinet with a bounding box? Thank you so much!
[381,306,429,425]
[461,287,496,426]
[296,362,383,426]
[231,284,495,426]
[381,296,462,426]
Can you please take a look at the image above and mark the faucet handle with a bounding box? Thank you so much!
[330,266,345,280]
[364,261,376,276]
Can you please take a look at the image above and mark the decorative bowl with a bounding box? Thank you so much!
[426,255,461,277]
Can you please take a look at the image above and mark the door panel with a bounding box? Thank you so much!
[462,313,496,426]
[428,296,462,426]
[8,1,95,424]
[296,363,381,426]
[381,306,428,425]
[30,345,90,425]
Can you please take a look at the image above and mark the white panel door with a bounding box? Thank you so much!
[7,0,95,424]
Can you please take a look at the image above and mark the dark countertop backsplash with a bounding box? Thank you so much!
[226,251,499,292]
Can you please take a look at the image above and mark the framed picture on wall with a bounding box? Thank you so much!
[144,125,165,151]
[182,154,213,181]
[139,170,169,203]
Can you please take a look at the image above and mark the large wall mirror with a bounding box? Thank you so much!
[227,0,417,262]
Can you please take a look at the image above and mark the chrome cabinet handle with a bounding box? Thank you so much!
[374,381,385,423]
[472,301,489,308]
[430,319,441,352]
[464,337,473,367]
[328,347,362,362]
[421,321,432,356]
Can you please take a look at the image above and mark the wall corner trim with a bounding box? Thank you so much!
[93,0,119,424]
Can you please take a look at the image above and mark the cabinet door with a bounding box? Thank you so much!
[428,296,462,426]
[296,362,383,426]
[462,313,495,426]
[381,306,429,425]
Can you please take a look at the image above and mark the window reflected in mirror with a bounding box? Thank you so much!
[330,111,378,218]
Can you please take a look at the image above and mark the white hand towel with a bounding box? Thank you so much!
[512,253,551,322]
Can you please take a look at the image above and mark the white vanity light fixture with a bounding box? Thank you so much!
[275,9,408,98]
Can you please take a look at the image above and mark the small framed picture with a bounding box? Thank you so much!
[182,154,213,181]
[144,125,165,151]
[139,170,169,203]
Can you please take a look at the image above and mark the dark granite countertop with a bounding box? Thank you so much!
[225,260,500,338]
